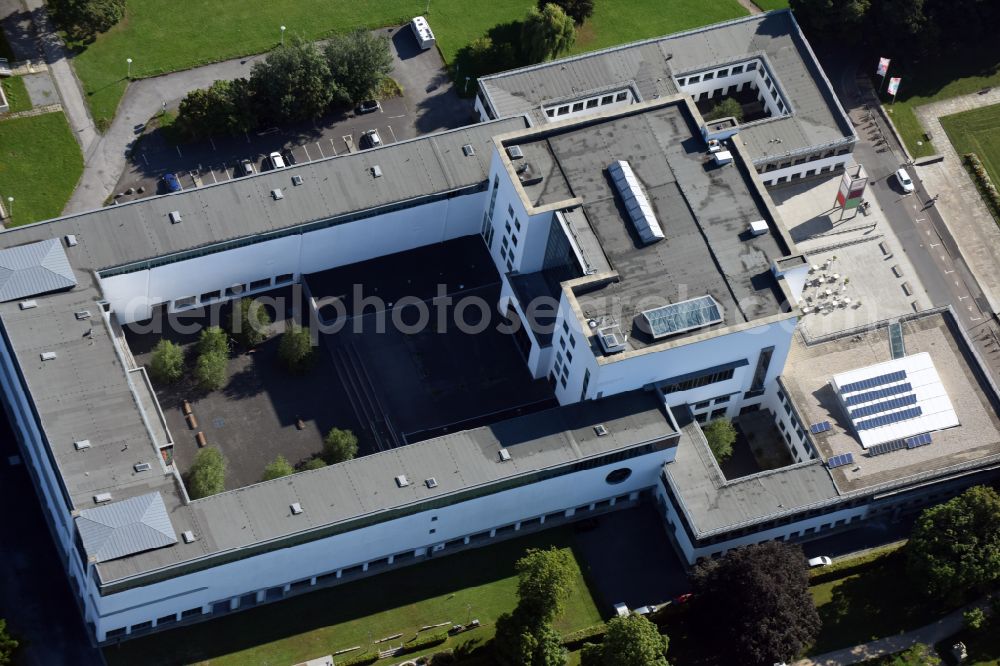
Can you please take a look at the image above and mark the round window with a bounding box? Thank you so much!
[605,468,632,484]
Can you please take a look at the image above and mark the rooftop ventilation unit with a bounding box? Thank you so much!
[74,310,91,320]
[639,295,723,339]
[19,300,37,310]
[74,439,91,451]
[498,448,511,462]
[462,144,475,156]
[607,160,664,245]
[40,351,57,361]
[594,424,609,436]
[507,145,524,160]
[748,220,769,236]
[371,165,383,178]
[133,462,151,472]
[713,150,733,166]
[395,475,410,488]
[271,188,284,200]
[597,325,627,354]
[65,234,78,247]
[94,493,112,504]
[291,175,303,186]
[168,211,182,224]
[181,530,196,544]
[290,502,303,515]
[425,477,438,489]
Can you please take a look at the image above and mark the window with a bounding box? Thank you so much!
[546,109,556,118]
[710,408,727,419]
[732,64,744,74]
[556,351,564,365]
[514,218,521,231]
[704,71,714,80]
[694,401,711,410]
[506,259,513,272]
[581,368,590,401]
[616,91,629,102]
[502,235,509,248]
[559,337,566,350]
[661,367,735,394]
[688,75,700,83]
[200,290,221,303]
[560,376,568,388]
[505,221,511,234]
[779,420,786,431]
[181,607,202,619]
[714,394,731,404]
[250,278,271,291]
[586,98,599,109]
[566,350,573,363]
[511,235,518,247]
[174,296,196,309]
[695,413,708,424]
[569,336,576,348]
[601,95,614,105]
[106,627,127,639]
[275,273,294,285]
[562,321,570,334]
[557,106,569,116]
[500,247,508,260]
[429,528,436,534]
[750,346,775,392]
[746,61,757,71]
[718,68,729,77]
[225,284,245,297]
[431,516,438,521]
[605,468,633,484]
[507,204,514,218]
[572,102,584,112]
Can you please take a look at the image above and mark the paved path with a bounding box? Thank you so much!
[795,600,984,665]
[912,89,1000,316]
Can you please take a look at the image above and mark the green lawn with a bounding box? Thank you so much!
[0,112,83,226]
[104,529,602,666]
[69,0,748,129]
[879,44,1000,158]
[941,103,1000,186]
[752,0,790,10]
[2,76,31,114]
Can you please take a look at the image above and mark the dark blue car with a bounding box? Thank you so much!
[162,173,181,193]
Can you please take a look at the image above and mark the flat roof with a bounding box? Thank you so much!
[499,99,796,352]
[783,309,1000,493]
[478,10,854,164]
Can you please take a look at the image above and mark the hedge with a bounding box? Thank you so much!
[339,652,378,666]
[401,631,449,655]
[964,152,1000,221]
[560,623,608,650]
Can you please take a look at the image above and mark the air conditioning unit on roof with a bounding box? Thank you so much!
[597,325,626,354]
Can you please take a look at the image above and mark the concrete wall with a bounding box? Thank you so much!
[758,152,853,187]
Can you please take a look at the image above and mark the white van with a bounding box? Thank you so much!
[410,16,435,50]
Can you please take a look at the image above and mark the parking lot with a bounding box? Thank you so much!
[113,25,474,202]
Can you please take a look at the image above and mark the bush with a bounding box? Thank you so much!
[539,0,593,24]
[278,323,313,373]
[339,652,378,666]
[198,326,229,358]
[188,447,227,498]
[149,339,184,384]
[51,0,125,40]
[323,428,359,464]
[401,631,448,655]
[702,419,736,463]
[302,457,327,471]
[560,623,607,650]
[964,607,987,631]
[229,298,271,348]
[194,350,228,391]
[964,153,1000,220]
[0,618,18,666]
[262,455,294,481]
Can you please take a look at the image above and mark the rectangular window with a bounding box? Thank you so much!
[718,68,729,77]
[562,321,570,334]
[275,273,294,285]
[586,98,599,109]
[695,413,708,424]
[557,106,569,116]
[688,75,700,83]
[181,607,202,619]
[572,102,584,112]
[616,91,628,102]
[506,259,514,272]
[710,408,727,419]
[514,218,522,231]
[751,347,775,392]
[507,204,514,218]
[695,400,711,410]
[546,108,556,118]
[511,235,518,247]
[556,351,563,365]
[704,71,714,80]
[714,394,731,404]
[200,290,221,303]
[569,336,576,348]
[566,350,573,363]
[500,247,508,259]
[174,296,196,309]
[505,221,511,233]
[559,337,566,350]
[581,368,590,401]
[601,95,614,105]
[732,64,744,74]
[747,61,757,71]
[225,285,245,297]
[250,278,271,291]
[676,78,686,86]
[560,376,568,388]
[502,235,509,248]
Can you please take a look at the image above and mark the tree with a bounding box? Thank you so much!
[494,614,566,666]
[194,350,228,391]
[198,326,229,358]
[521,4,576,64]
[250,37,333,123]
[692,542,820,665]
[323,428,359,464]
[702,419,736,463]
[0,619,17,666]
[887,643,937,666]
[279,323,314,373]
[964,607,987,631]
[262,455,294,481]
[906,485,1000,601]
[229,298,272,348]
[581,615,669,666]
[302,457,327,471]
[704,97,743,123]
[188,447,227,499]
[324,29,393,103]
[176,79,257,140]
[515,547,575,624]
[149,339,184,384]
[789,0,869,44]
[52,0,125,39]
[538,0,594,25]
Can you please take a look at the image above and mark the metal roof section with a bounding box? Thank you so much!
[75,492,177,563]
[0,238,77,302]
[640,296,723,339]
[478,11,854,164]
[831,352,959,448]
[607,160,664,244]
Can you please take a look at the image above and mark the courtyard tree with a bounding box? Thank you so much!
[149,339,184,384]
[538,0,594,25]
[323,427,359,464]
[198,326,229,358]
[194,350,228,391]
[261,455,294,481]
[521,4,576,64]
[229,297,272,349]
[324,29,394,103]
[906,485,1000,601]
[580,614,669,666]
[702,419,736,463]
[278,323,313,373]
[250,37,333,123]
[692,542,820,665]
[187,447,227,498]
[302,457,327,471]
[0,619,16,666]
[704,97,743,123]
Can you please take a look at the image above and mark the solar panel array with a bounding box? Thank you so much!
[840,370,908,395]
[849,394,919,419]
[844,382,913,407]
[827,453,855,469]
[641,296,723,339]
[856,406,923,431]
[809,421,831,434]
[905,432,933,449]
[867,438,908,456]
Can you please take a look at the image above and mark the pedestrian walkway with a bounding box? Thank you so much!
[795,600,986,665]
[912,89,1000,316]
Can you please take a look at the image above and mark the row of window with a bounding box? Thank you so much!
[661,367,735,395]
[551,320,580,391]
[676,60,758,86]
[543,90,632,120]
[172,274,294,311]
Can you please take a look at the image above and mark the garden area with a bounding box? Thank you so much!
[64,0,749,128]
[940,104,1000,219]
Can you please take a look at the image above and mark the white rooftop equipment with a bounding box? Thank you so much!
[607,160,664,245]
[749,220,769,236]
[831,352,959,448]
[713,150,733,166]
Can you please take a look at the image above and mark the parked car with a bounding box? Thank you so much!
[239,159,255,176]
[269,151,286,169]
[282,149,297,166]
[161,172,181,193]
[362,129,382,149]
[895,168,915,193]
[356,100,381,114]
[807,555,833,568]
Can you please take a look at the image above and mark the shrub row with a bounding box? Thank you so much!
[964,152,1000,221]
[402,630,449,655]
[808,541,906,585]
[560,622,607,650]
[339,651,378,666]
